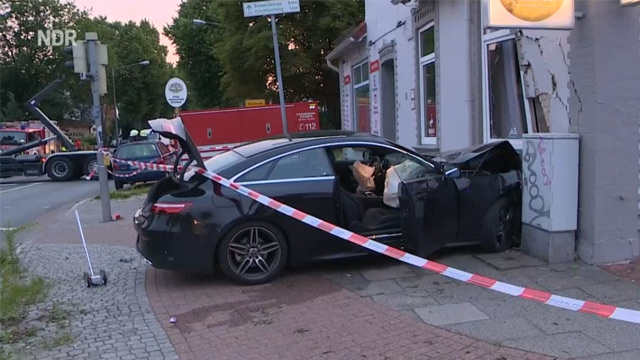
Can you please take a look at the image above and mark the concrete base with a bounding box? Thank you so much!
[521,224,576,263]
[577,235,640,265]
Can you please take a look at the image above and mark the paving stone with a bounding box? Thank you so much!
[414,303,489,326]
[397,274,497,304]
[581,321,640,352]
[475,250,546,270]
[580,349,640,360]
[370,292,439,310]
[580,280,640,303]
[501,332,611,358]
[444,316,544,342]
[360,264,416,281]
[343,279,404,297]
[2,244,178,360]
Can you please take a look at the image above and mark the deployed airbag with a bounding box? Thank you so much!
[352,161,376,193]
[383,160,425,208]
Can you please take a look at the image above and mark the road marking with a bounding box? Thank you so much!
[0,182,41,194]
[0,227,17,231]
[66,197,93,215]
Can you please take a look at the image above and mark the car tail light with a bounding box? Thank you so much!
[151,202,192,214]
[113,161,120,170]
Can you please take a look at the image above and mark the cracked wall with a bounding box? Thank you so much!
[517,29,571,133]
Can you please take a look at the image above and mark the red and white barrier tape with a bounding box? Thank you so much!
[116,158,640,325]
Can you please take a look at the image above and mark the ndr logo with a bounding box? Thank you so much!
[37,29,77,48]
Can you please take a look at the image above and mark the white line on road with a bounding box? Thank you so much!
[0,182,41,194]
[0,227,17,231]
[66,197,93,215]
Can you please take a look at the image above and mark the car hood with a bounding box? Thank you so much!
[426,140,521,174]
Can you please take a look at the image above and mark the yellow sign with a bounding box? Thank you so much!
[245,99,266,107]
[488,0,574,29]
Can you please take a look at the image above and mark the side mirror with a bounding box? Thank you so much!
[443,164,461,179]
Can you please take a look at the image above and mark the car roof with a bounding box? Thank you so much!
[119,140,161,146]
[231,130,387,158]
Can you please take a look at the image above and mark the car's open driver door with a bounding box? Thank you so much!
[398,175,459,258]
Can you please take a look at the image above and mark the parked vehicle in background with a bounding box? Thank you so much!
[112,140,177,190]
[180,101,320,161]
[134,117,523,285]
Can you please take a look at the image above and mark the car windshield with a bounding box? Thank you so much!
[0,131,27,146]
[116,143,159,159]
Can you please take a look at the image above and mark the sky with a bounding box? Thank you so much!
[73,0,182,64]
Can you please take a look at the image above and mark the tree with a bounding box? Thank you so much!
[164,0,226,109]
[210,0,365,128]
[0,1,174,130]
[0,92,24,121]
[0,0,88,122]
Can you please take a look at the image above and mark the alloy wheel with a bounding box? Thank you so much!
[226,226,282,280]
[495,205,514,248]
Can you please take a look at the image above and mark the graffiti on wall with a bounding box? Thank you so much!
[522,138,552,229]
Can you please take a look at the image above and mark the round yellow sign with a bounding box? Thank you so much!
[499,0,564,22]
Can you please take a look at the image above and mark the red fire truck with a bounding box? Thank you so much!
[0,126,50,155]
[180,101,320,160]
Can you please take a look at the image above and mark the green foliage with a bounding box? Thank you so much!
[0,92,24,122]
[0,227,48,325]
[164,0,226,109]
[0,0,89,122]
[0,0,174,128]
[211,0,364,128]
[166,0,364,128]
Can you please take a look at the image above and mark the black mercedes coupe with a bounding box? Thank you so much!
[134,117,522,285]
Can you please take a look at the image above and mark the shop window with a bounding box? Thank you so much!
[418,22,436,145]
[482,31,532,146]
[352,60,370,133]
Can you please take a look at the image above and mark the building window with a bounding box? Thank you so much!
[418,22,436,145]
[352,60,370,133]
[482,30,532,146]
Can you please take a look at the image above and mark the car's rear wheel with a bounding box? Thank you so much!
[482,197,516,253]
[218,221,287,285]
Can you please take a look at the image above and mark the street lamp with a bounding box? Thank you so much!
[192,19,222,27]
[111,60,150,146]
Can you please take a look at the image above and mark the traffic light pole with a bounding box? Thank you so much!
[86,36,112,222]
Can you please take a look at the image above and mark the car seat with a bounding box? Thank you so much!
[326,149,402,234]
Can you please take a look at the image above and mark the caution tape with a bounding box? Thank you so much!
[115,157,640,325]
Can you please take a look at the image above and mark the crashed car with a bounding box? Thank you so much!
[134,117,522,285]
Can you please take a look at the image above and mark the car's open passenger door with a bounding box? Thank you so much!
[399,175,459,258]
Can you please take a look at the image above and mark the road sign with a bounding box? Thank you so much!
[243,0,300,17]
[165,77,187,108]
[245,99,266,107]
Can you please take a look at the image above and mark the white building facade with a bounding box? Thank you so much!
[327,0,571,153]
[327,0,640,264]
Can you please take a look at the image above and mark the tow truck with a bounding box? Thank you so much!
[0,79,101,181]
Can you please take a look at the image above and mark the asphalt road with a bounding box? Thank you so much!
[0,176,114,230]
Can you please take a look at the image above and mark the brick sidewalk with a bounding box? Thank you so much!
[147,269,556,360]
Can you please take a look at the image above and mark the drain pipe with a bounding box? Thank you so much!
[325,38,355,73]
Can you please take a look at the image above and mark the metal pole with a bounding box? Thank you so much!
[111,67,120,147]
[87,37,112,222]
[270,14,290,140]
